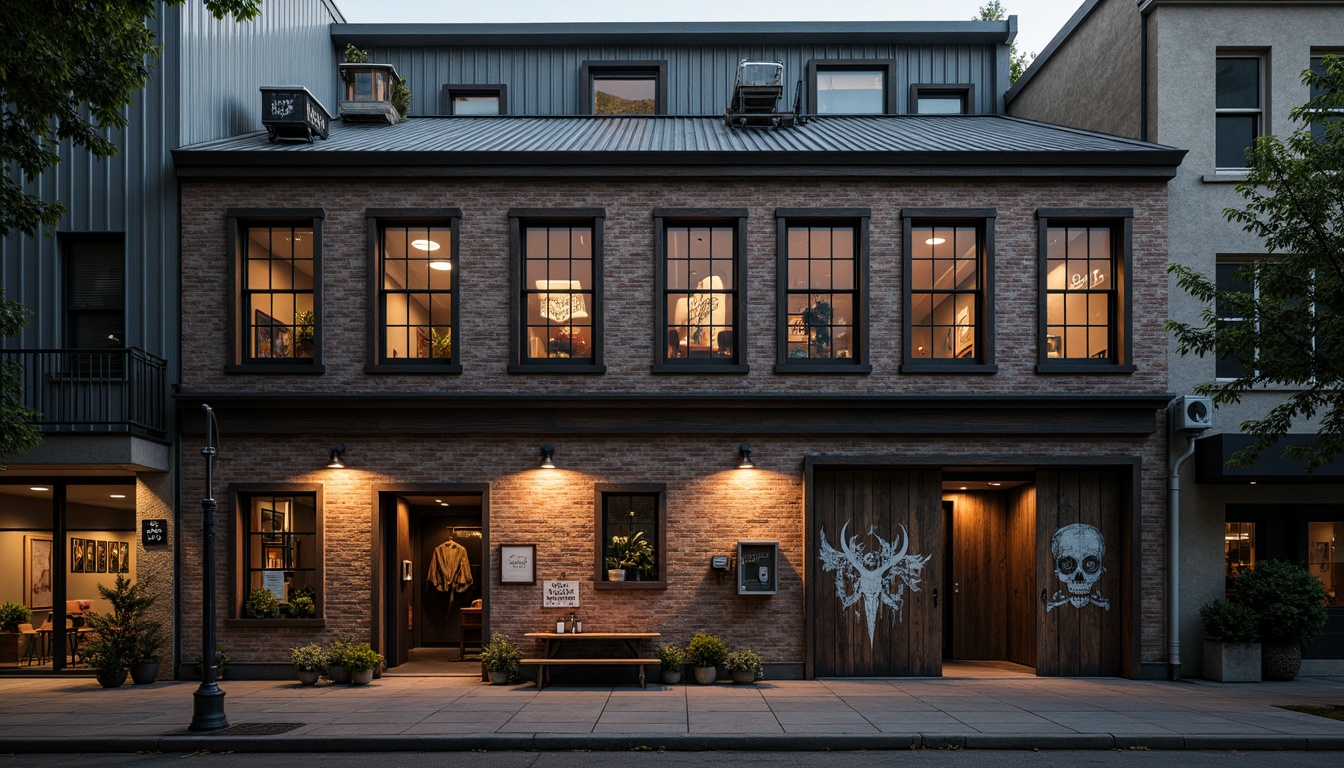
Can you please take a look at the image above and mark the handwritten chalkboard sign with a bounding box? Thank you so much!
[737,540,779,595]
[542,580,580,608]
[141,519,168,547]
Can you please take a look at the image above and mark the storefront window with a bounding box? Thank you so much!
[1308,521,1341,606]
[1224,521,1256,598]
[238,492,320,618]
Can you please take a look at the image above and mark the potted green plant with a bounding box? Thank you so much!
[657,644,685,685]
[0,601,32,664]
[289,595,316,619]
[724,648,765,684]
[82,574,156,688]
[294,310,315,358]
[343,642,383,685]
[1199,600,1260,682]
[685,630,728,685]
[604,531,655,581]
[245,587,281,619]
[290,642,329,686]
[1230,560,1328,681]
[325,638,352,684]
[480,632,521,685]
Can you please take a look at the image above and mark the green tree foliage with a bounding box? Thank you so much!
[0,290,40,467]
[0,0,261,238]
[974,1,1035,84]
[1168,57,1344,472]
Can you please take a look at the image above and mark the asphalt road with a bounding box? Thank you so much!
[8,751,1342,768]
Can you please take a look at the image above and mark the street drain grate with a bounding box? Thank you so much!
[214,722,305,736]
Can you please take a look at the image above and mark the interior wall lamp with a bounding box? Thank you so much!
[326,443,346,469]
[539,444,556,469]
[737,443,755,469]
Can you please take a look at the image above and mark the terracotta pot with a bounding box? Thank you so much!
[488,670,511,685]
[96,669,128,688]
[297,668,321,686]
[326,665,351,684]
[130,661,160,685]
[1262,643,1302,681]
[693,665,716,685]
[731,670,757,684]
[349,668,374,686]
[661,669,682,685]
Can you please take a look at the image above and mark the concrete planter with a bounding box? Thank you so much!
[1263,643,1303,681]
[661,669,682,684]
[296,668,321,686]
[349,668,374,685]
[1202,640,1261,682]
[693,666,716,684]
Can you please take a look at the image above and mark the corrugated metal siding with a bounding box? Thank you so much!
[357,42,999,117]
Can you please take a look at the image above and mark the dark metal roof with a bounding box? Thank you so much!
[173,115,1185,178]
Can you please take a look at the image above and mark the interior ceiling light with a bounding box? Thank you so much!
[30,486,49,492]
[959,486,968,491]
[988,482,1002,487]
[429,260,452,271]
[925,237,946,245]
[110,494,127,499]
[412,239,441,252]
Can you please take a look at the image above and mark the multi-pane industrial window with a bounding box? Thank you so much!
[241,224,316,362]
[663,225,738,362]
[378,223,455,365]
[522,224,596,362]
[1216,56,1262,169]
[909,224,983,362]
[1215,259,1254,379]
[1309,56,1343,142]
[784,225,857,362]
[595,484,666,587]
[239,492,320,618]
[1044,225,1119,362]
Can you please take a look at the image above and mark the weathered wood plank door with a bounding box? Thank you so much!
[950,492,1008,660]
[811,468,942,676]
[1035,470,1122,677]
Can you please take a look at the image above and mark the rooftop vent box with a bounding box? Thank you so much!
[339,62,402,124]
[724,60,803,130]
[260,86,330,143]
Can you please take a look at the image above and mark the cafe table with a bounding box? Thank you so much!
[521,631,661,689]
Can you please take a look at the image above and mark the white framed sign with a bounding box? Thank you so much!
[500,543,536,584]
[543,580,580,608]
[262,569,286,601]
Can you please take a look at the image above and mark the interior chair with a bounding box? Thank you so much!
[667,329,682,358]
[715,329,734,357]
[19,622,39,666]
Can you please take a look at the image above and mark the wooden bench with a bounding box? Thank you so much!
[520,657,661,690]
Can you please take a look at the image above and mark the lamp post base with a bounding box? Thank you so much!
[189,684,229,731]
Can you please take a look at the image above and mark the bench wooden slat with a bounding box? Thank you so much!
[520,658,659,665]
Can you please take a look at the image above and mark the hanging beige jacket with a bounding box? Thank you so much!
[427,539,473,600]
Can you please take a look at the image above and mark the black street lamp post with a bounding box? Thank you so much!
[189,403,228,731]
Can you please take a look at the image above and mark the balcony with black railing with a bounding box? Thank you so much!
[0,348,167,438]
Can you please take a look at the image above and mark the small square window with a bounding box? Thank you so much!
[808,60,895,115]
[441,85,506,116]
[233,486,324,621]
[910,84,974,115]
[594,484,666,589]
[582,61,666,115]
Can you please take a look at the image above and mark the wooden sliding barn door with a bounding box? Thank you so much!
[810,468,942,676]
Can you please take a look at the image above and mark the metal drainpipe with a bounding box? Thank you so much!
[1168,432,1198,680]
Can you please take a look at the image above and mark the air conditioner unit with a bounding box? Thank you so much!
[1173,395,1214,431]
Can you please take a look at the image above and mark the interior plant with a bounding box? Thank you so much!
[289,595,316,619]
[724,648,765,684]
[657,644,685,684]
[800,298,833,357]
[685,630,728,685]
[1199,599,1261,683]
[290,642,329,686]
[604,531,655,581]
[1230,560,1328,681]
[82,574,159,688]
[342,642,383,685]
[480,632,521,685]
[429,328,452,359]
[245,587,281,619]
[0,601,32,664]
[294,310,315,358]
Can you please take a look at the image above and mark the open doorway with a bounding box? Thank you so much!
[381,490,486,676]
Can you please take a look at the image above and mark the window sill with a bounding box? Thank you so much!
[1035,362,1137,374]
[652,362,749,374]
[899,362,998,374]
[1202,173,1249,184]
[366,363,463,375]
[508,363,607,374]
[224,618,327,628]
[774,362,872,374]
[225,363,326,375]
[593,581,667,591]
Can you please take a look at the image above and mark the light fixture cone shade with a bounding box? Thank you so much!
[535,280,588,322]
[539,444,556,469]
[327,443,346,469]
[737,443,755,469]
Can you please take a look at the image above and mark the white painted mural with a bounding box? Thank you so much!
[1046,523,1111,612]
[819,521,932,647]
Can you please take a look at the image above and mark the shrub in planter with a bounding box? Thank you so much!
[289,595,316,619]
[724,649,765,684]
[0,602,32,664]
[657,644,685,684]
[325,638,353,683]
[1199,600,1260,682]
[83,575,164,687]
[291,642,329,685]
[245,588,281,619]
[685,631,728,684]
[1231,560,1328,681]
[480,632,521,684]
[343,643,383,685]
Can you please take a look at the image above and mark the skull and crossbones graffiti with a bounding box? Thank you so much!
[819,521,931,647]
[1045,523,1111,612]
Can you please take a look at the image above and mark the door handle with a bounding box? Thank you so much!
[953,582,960,594]
[1040,588,1048,604]
[932,588,939,608]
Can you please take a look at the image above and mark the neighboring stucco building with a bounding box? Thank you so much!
[1008,0,1344,677]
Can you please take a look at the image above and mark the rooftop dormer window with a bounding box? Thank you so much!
[582,61,667,115]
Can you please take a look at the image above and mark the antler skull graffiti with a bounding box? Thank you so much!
[819,521,931,647]
[1046,523,1110,612]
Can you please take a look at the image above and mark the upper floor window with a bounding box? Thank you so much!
[368,209,461,373]
[1309,55,1343,142]
[442,85,506,115]
[582,61,666,115]
[62,234,124,350]
[228,209,324,372]
[911,84,973,115]
[1216,55,1263,169]
[1215,258,1255,380]
[234,486,323,621]
[903,209,997,373]
[509,209,605,373]
[776,208,871,372]
[594,484,666,589]
[1037,209,1133,372]
[808,60,896,114]
[654,208,748,373]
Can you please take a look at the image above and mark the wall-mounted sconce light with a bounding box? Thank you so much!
[539,444,556,469]
[326,443,346,469]
[737,443,755,469]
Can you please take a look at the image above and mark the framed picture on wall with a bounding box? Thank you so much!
[500,544,536,584]
[24,535,52,610]
[97,540,108,573]
[71,537,85,573]
[84,539,97,573]
[120,542,130,573]
[108,541,121,574]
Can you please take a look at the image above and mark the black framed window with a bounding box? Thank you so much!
[509,208,605,373]
[441,84,506,115]
[62,234,125,350]
[367,209,461,373]
[228,209,324,373]
[582,61,667,115]
[1037,209,1133,372]
[910,84,974,115]
[1215,258,1255,380]
[902,208,996,373]
[1216,56,1263,170]
[807,60,896,114]
[234,487,323,621]
[654,208,748,373]
[776,208,870,372]
[594,484,666,589]
[1309,56,1343,142]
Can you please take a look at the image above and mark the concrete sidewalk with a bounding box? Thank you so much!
[2,673,1343,753]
